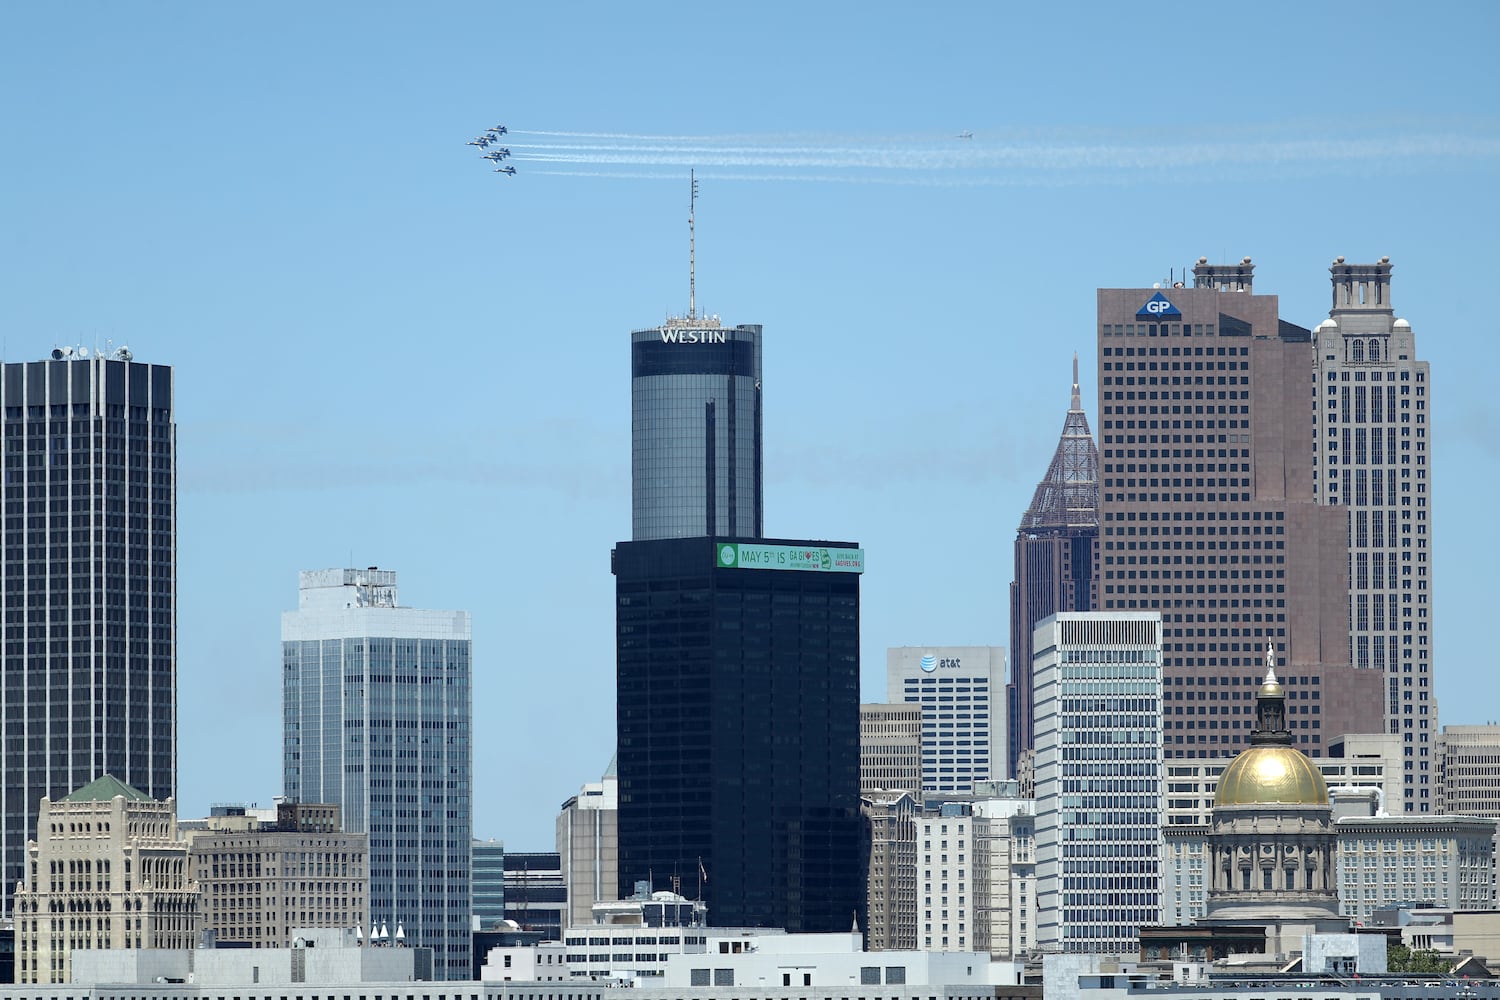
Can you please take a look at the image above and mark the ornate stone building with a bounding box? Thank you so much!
[1143,648,1351,962]
[13,775,199,984]
[1201,648,1347,953]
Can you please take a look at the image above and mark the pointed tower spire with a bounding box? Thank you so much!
[1019,357,1099,532]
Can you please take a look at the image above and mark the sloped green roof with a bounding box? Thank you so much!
[61,775,152,803]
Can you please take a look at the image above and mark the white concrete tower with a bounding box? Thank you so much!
[1033,611,1163,955]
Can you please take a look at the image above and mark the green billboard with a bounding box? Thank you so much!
[715,542,865,574]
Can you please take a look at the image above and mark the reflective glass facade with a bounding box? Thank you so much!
[0,356,175,904]
[471,839,505,928]
[631,324,762,541]
[613,537,862,932]
[282,571,472,978]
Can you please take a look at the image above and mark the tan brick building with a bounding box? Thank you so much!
[859,704,922,797]
[187,801,367,948]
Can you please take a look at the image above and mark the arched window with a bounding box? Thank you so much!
[1350,339,1364,362]
[1369,339,1381,362]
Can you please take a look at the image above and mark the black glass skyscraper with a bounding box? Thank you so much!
[631,321,762,541]
[0,350,175,902]
[613,537,864,932]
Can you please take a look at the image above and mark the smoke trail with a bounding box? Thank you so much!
[501,126,1500,184]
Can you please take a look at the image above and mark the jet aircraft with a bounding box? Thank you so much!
[494,165,517,175]
[956,130,973,139]
[488,125,508,135]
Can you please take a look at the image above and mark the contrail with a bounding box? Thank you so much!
[501,126,1500,184]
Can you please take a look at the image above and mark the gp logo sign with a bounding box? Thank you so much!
[1137,292,1181,318]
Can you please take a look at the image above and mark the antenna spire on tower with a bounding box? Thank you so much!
[688,170,699,321]
[1071,353,1081,411]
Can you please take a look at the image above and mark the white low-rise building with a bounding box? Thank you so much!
[662,931,1020,988]
[69,928,430,984]
[480,941,569,982]
[561,890,715,983]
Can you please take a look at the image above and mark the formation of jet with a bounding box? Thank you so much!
[956,130,973,139]
[468,125,515,176]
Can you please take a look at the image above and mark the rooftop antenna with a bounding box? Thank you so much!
[688,170,699,320]
[1071,352,1081,411]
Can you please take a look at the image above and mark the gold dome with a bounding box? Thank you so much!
[1214,745,1329,807]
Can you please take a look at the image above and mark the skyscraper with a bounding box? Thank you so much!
[1008,358,1098,778]
[1033,611,1163,955]
[886,646,1006,795]
[613,537,864,931]
[0,350,175,901]
[1312,257,1434,813]
[282,568,472,979]
[1095,259,1382,759]
[616,204,861,931]
[556,758,619,926]
[631,319,762,541]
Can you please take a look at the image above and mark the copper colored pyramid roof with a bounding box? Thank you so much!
[1018,356,1099,533]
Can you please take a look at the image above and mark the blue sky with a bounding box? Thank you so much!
[3,2,1497,848]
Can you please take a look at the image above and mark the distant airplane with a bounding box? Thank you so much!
[466,139,486,147]
[956,130,973,139]
[488,125,508,135]
[494,165,516,175]
[482,150,510,161]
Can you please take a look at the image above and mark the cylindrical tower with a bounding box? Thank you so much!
[631,319,762,540]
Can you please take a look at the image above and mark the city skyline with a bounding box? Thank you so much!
[3,3,1497,850]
